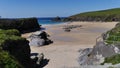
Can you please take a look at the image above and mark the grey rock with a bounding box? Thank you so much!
[78,41,120,65]
[78,48,93,65]
[28,34,45,46]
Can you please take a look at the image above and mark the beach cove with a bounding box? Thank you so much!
[22,22,117,68]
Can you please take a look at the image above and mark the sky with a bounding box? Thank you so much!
[0,0,120,18]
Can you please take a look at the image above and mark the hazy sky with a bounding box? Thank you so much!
[0,0,120,18]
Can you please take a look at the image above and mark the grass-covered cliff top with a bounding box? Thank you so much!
[65,8,120,21]
[72,8,120,17]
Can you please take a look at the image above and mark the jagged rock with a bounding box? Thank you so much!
[78,48,93,65]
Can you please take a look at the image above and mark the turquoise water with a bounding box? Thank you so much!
[37,17,65,25]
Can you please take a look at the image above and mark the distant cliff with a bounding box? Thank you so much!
[0,18,40,33]
[64,8,120,22]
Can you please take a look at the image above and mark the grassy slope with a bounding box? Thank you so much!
[101,54,120,65]
[65,8,120,21]
[72,8,120,17]
[102,22,120,65]
[0,29,23,68]
[105,22,120,44]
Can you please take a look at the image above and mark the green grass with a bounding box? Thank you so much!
[101,54,120,65]
[0,29,21,36]
[0,29,24,45]
[72,8,120,17]
[0,50,22,68]
[0,29,24,68]
[68,8,120,21]
[105,22,120,44]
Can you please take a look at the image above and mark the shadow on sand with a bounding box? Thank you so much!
[40,27,46,31]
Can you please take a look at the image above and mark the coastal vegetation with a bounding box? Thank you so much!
[105,22,120,44]
[0,29,28,68]
[101,54,120,65]
[0,50,23,68]
[64,8,120,21]
[0,18,49,68]
[101,22,120,65]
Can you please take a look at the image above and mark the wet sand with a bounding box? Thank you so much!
[22,22,118,68]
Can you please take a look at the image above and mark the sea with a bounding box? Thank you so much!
[37,17,66,26]
[0,17,66,26]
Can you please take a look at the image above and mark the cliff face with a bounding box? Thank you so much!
[0,18,40,33]
[0,29,31,68]
[65,8,120,22]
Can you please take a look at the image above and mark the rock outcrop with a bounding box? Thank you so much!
[0,18,40,33]
[52,16,61,21]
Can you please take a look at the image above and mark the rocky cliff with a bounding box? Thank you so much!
[0,18,40,33]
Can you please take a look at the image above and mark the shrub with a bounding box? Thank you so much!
[102,54,120,65]
[0,29,21,36]
[0,50,23,68]
[0,29,30,68]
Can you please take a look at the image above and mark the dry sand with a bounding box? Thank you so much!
[22,22,118,68]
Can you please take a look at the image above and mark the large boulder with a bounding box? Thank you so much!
[29,34,45,46]
[28,31,53,46]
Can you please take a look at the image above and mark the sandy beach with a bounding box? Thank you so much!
[22,22,118,68]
